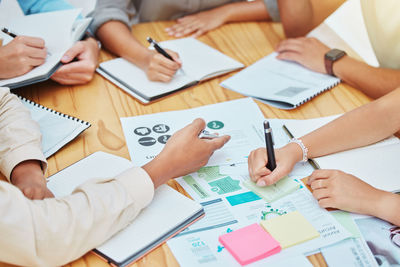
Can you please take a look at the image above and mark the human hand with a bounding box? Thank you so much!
[144,49,182,82]
[142,118,230,188]
[307,169,385,214]
[11,160,54,200]
[248,142,302,186]
[276,37,331,74]
[51,38,99,85]
[0,36,46,79]
[165,8,226,38]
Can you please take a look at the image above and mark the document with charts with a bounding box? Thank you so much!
[220,52,340,110]
[120,98,265,167]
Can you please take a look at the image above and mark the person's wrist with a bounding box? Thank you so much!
[372,191,400,222]
[331,55,349,79]
[11,160,44,184]
[222,4,236,23]
[85,37,100,51]
[142,154,173,188]
[283,142,304,163]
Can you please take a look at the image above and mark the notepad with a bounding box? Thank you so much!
[19,96,90,158]
[243,176,300,202]
[0,9,92,88]
[47,152,204,267]
[220,52,340,110]
[219,223,281,265]
[97,37,244,103]
[283,115,400,192]
[260,211,320,249]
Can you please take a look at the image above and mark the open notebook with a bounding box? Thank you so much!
[47,152,204,267]
[97,37,244,103]
[220,52,340,110]
[283,115,400,192]
[19,96,90,158]
[0,9,92,88]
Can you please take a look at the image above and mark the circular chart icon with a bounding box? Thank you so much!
[157,135,171,144]
[153,124,170,133]
[207,120,224,130]
[134,127,151,136]
[138,137,156,146]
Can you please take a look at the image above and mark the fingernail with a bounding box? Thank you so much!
[62,55,70,62]
[176,59,182,64]
[256,180,266,187]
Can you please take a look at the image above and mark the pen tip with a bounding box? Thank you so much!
[263,120,270,129]
[146,37,152,43]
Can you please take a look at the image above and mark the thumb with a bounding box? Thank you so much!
[256,166,287,187]
[166,49,182,65]
[209,135,231,150]
[61,42,84,63]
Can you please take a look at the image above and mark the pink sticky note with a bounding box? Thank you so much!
[219,223,281,265]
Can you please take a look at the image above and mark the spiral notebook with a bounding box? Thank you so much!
[220,52,340,110]
[19,96,91,158]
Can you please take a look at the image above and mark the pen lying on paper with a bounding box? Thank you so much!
[198,129,219,139]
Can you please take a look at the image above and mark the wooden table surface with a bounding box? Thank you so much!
[6,20,371,267]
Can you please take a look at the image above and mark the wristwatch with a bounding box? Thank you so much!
[324,49,346,76]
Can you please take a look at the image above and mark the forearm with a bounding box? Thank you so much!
[0,88,46,180]
[278,0,314,37]
[278,0,344,37]
[96,21,151,70]
[334,56,400,99]
[0,168,154,266]
[373,191,400,226]
[301,87,400,158]
[219,0,270,23]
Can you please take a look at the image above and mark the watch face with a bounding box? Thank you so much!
[325,48,346,61]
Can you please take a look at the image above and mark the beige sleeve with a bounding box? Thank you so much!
[0,87,47,181]
[0,166,154,267]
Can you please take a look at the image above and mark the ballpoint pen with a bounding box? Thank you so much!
[264,120,276,171]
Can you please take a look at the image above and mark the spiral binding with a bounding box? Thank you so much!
[295,80,340,108]
[17,95,91,126]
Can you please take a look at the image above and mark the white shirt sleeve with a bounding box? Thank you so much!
[0,167,154,267]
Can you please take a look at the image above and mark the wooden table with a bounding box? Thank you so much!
[7,20,371,267]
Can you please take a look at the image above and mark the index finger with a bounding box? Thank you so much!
[17,36,45,48]
[206,135,231,150]
[308,169,333,184]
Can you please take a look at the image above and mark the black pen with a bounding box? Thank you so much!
[264,120,276,171]
[1,28,17,38]
[146,37,175,61]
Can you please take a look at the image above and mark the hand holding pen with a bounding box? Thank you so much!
[247,120,300,187]
[0,28,47,79]
[145,36,182,82]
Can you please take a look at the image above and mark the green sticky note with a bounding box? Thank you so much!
[260,211,320,249]
[243,176,300,202]
[330,211,361,238]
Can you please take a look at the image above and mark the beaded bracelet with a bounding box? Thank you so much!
[289,138,308,162]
